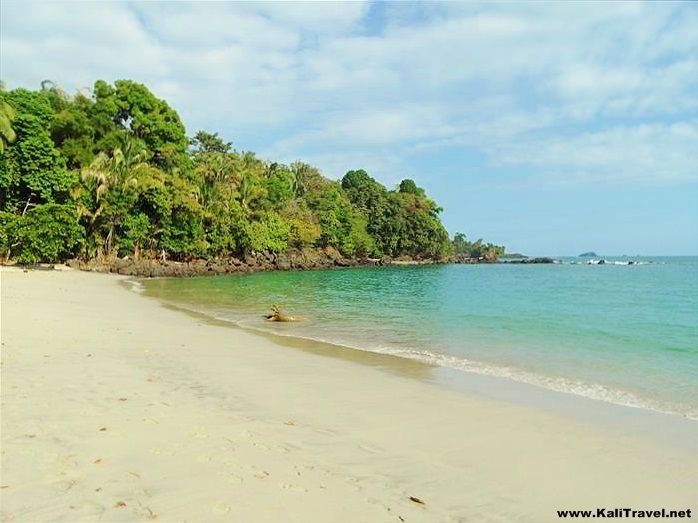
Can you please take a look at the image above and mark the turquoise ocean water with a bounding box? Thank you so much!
[142,257,698,419]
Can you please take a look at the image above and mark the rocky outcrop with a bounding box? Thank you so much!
[451,253,498,264]
[501,257,557,264]
[65,248,518,278]
[66,248,386,278]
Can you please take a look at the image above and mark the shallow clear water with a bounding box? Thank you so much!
[142,257,698,419]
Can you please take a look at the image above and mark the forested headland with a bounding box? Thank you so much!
[0,80,503,275]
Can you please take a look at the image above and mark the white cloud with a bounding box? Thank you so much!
[249,1,369,34]
[490,122,698,185]
[1,0,696,186]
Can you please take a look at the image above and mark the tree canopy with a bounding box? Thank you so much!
[0,79,502,264]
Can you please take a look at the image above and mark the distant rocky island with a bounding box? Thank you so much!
[578,252,599,257]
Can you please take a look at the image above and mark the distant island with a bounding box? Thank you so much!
[0,79,504,275]
[578,251,599,257]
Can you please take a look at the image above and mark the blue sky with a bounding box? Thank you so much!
[2,1,697,254]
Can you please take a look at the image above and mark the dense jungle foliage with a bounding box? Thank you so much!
[0,80,503,264]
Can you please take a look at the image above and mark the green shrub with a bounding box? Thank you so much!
[119,213,151,257]
[5,204,83,263]
[0,211,18,257]
[343,213,377,257]
[244,212,290,253]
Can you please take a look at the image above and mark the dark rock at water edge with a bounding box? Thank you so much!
[66,248,386,278]
[64,248,518,278]
[450,253,499,264]
[501,257,557,264]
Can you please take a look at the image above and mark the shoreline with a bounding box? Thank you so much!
[136,279,698,448]
[2,268,696,522]
[64,253,454,278]
[137,275,698,424]
[5,249,497,279]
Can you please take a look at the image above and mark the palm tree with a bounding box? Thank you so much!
[0,99,16,153]
[236,175,265,213]
[78,141,151,257]
[194,151,241,207]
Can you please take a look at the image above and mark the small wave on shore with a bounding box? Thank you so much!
[265,332,698,421]
[123,278,146,294]
[566,259,652,265]
[134,292,698,422]
[136,259,698,423]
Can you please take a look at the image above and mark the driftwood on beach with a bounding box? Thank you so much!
[264,304,302,322]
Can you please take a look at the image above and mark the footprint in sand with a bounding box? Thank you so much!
[279,483,308,493]
[212,502,231,515]
[152,447,176,457]
[314,428,337,436]
[139,506,159,520]
[222,439,238,452]
[68,500,106,518]
[53,479,78,493]
[344,477,366,492]
[358,443,384,454]
[252,468,270,479]
[227,473,244,485]
[192,428,209,439]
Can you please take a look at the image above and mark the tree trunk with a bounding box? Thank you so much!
[105,226,114,258]
[21,194,32,216]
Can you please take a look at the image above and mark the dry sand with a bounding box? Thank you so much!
[1,268,696,522]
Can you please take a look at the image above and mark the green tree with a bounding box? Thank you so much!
[236,174,266,213]
[341,169,388,213]
[344,213,377,257]
[191,130,232,154]
[264,164,296,209]
[0,78,495,264]
[50,92,100,169]
[391,190,449,258]
[244,212,290,253]
[4,203,83,263]
[306,182,370,256]
[398,178,425,196]
[156,175,207,259]
[0,88,75,212]
[453,232,470,253]
[120,213,152,259]
[92,80,188,170]
[451,232,504,260]
[341,169,391,254]
[77,141,154,257]
[281,200,321,249]
[0,97,16,152]
[292,161,326,197]
[0,211,17,258]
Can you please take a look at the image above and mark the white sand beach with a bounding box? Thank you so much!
[1,268,696,522]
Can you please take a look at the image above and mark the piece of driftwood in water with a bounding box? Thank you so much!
[264,304,302,322]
